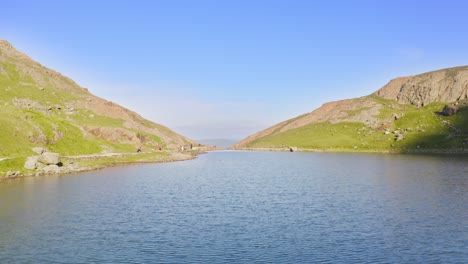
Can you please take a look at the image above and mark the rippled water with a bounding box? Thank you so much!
[0,151,467,263]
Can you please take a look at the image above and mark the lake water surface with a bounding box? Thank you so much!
[0,151,466,263]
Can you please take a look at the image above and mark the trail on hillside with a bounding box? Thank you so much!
[63,152,144,159]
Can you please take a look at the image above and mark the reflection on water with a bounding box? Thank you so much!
[0,151,466,263]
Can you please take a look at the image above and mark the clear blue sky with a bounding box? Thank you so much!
[2,0,468,140]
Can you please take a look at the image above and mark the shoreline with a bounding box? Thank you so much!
[0,151,199,183]
[232,147,468,154]
[3,147,467,182]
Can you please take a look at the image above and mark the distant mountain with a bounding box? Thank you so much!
[233,66,468,152]
[0,40,194,158]
[197,138,239,148]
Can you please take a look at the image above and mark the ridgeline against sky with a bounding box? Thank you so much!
[2,0,468,139]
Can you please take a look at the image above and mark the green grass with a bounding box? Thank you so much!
[0,157,26,175]
[0,58,190,176]
[71,110,125,127]
[246,99,468,152]
[247,122,394,151]
[0,47,193,177]
[67,152,171,168]
[0,107,38,157]
[0,61,83,105]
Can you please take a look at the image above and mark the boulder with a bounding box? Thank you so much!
[7,171,20,177]
[392,113,403,121]
[32,147,49,155]
[442,105,458,116]
[43,165,60,174]
[24,156,39,170]
[38,152,61,165]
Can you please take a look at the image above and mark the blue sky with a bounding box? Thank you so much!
[2,0,468,140]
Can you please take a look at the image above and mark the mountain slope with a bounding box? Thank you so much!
[233,66,468,152]
[0,40,194,160]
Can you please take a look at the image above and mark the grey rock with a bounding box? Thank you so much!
[395,134,404,141]
[43,165,60,174]
[24,156,39,170]
[38,152,61,165]
[7,171,20,177]
[32,147,48,155]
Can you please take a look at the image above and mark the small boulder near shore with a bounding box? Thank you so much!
[43,165,61,174]
[7,170,20,178]
[38,152,61,165]
[24,156,39,170]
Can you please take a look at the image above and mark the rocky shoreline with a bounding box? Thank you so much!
[1,149,198,182]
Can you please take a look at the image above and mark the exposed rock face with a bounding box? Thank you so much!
[37,152,61,165]
[375,66,468,106]
[86,127,145,145]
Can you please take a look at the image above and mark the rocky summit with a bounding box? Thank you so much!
[233,66,468,153]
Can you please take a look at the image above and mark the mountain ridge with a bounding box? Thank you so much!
[233,66,468,152]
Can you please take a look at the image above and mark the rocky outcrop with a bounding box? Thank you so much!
[442,105,458,116]
[442,98,468,116]
[23,152,62,175]
[375,66,468,106]
[85,127,145,145]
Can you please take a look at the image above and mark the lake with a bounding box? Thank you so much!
[0,151,466,263]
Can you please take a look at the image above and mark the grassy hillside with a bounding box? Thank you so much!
[244,96,468,152]
[0,40,194,176]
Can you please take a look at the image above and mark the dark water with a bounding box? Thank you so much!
[0,151,466,263]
